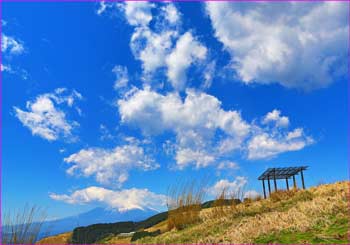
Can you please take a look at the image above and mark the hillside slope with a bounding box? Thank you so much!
[38,181,349,244]
[135,181,349,244]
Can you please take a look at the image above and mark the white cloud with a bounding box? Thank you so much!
[112,65,129,89]
[64,143,159,185]
[2,34,24,55]
[209,177,248,196]
[1,64,12,73]
[118,87,250,168]
[117,2,210,91]
[166,32,207,90]
[119,87,314,164]
[176,148,215,169]
[50,186,166,212]
[217,137,242,154]
[122,1,155,27]
[131,27,177,73]
[287,128,304,140]
[262,109,289,128]
[246,110,314,159]
[162,4,180,24]
[244,190,260,199]
[118,87,250,137]
[247,131,314,160]
[14,89,82,141]
[206,2,348,90]
[217,161,239,170]
[96,1,108,15]
[202,61,216,89]
[99,124,114,141]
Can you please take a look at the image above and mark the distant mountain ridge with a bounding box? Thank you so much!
[39,207,158,240]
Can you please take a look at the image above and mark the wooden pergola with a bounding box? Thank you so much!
[258,166,308,199]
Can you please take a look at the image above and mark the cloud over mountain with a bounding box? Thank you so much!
[50,186,166,212]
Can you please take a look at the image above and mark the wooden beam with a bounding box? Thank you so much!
[262,180,267,199]
[300,170,305,189]
[267,178,271,195]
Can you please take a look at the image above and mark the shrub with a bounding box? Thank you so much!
[167,179,207,230]
[71,222,135,244]
[211,188,233,218]
[270,189,313,203]
[270,189,297,202]
[131,230,161,241]
[292,190,314,202]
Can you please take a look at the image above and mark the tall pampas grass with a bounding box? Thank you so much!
[2,205,47,244]
[167,179,207,230]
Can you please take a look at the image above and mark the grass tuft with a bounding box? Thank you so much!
[2,205,46,244]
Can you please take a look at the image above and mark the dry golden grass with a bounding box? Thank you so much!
[217,182,348,243]
[167,179,207,230]
[145,220,168,233]
[100,235,132,244]
[137,181,349,244]
[36,232,72,244]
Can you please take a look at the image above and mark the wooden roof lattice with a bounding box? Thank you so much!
[258,166,308,180]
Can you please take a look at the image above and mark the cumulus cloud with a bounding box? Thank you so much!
[176,148,215,169]
[166,32,207,90]
[64,143,159,185]
[131,27,178,73]
[50,186,166,212]
[118,88,314,164]
[247,128,314,160]
[209,176,248,196]
[161,4,180,24]
[118,87,251,168]
[206,2,348,90]
[122,1,155,27]
[117,2,209,91]
[118,87,249,137]
[2,34,24,55]
[262,109,289,128]
[14,88,82,141]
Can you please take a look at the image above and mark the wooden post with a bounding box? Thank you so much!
[262,180,267,199]
[273,169,277,191]
[293,175,297,189]
[267,178,271,195]
[300,170,305,189]
[274,177,277,191]
[286,178,289,191]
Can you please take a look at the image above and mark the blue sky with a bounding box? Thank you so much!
[2,1,348,219]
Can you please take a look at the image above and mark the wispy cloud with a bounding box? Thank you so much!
[2,33,24,55]
[14,88,82,141]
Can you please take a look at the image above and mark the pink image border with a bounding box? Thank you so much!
[0,0,349,244]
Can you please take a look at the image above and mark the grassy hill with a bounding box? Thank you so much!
[37,181,349,244]
[36,232,72,244]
